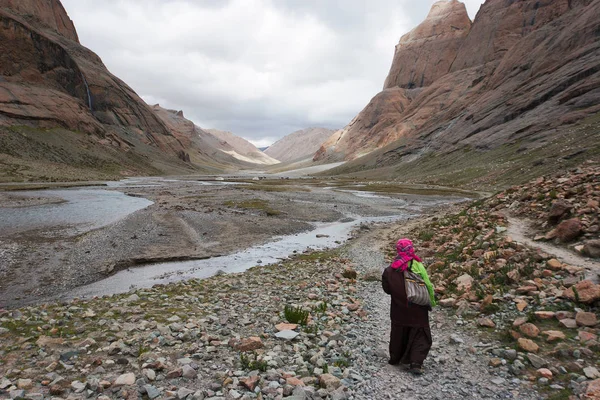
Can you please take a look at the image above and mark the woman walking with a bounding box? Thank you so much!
[382,238,436,375]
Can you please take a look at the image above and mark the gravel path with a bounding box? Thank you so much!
[341,222,542,399]
[507,216,600,283]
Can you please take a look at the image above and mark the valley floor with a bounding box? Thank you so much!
[0,177,457,308]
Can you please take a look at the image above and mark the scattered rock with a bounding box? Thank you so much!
[518,338,539,353]
[275,330,299,341]
[519,323,540,338]
[113,373,136,387]
[576,312,598,327]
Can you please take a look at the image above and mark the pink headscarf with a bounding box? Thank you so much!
[391,238,422,271]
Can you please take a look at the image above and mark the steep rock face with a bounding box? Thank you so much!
[264,128,335,163]
[383,0,471,89]
[315,88,413,161]
[0,0,78,42]
[207,129,280,165]
[0,1,190,162]
[316,0,600,167]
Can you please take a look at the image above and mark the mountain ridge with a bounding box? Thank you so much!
[314,0,600,187]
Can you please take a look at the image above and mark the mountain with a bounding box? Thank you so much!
[0,0,234,181]
[152,106,279,167]
[265,128,336,163]
[315,0,600,188]
[206,129,280,166]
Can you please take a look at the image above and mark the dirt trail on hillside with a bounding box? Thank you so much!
[343,219,540,399]
[507,217,600,283]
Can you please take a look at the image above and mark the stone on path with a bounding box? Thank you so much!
[113,373,136,387]
[275,323,298,332]
[235,337,264,351]
[275,330,299,340]
[319,374,341,391]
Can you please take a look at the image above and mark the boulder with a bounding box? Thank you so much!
[456,274,474,292]
[583,240,600,258]
[478,318,496,328]
[517,338,539,353]
[559,319,578,329]
[576,312,598,327]
[585,379,600,399]
[235,337,264,351]
[548,200,572,224]
[113,373,136,387]
[554,218,583,242]
[541,330,566,343]
[563,281,600,304]
[537,368,553,379]
[319,374,341,391]
[519,323,540,338]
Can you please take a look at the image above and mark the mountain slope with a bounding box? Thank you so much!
[0,0,238,181]
[206,129,280,166]
[152,106,278,168]
[314,0,600,187]
[264,127,336,163]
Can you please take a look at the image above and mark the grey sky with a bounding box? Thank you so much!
[61,0,484,147]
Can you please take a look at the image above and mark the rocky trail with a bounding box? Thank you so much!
[506,217,600,284]
[342,222,541,400]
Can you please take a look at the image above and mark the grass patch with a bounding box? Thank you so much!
[240,352,268,372]
[243,184,311,192]
[224,199,281,216]
[284,305,309,325]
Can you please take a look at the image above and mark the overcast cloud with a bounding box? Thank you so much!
[62,0,484,147]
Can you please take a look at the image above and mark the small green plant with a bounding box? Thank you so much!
[334,357,350,368]
[312,302,328,315]
[482,303,500,315]
[546,388,574,400]
[304,324,319,334]
[418,230,434,241]
[322,364,329,373]
[284,305,309,326]
[240,352,268,372]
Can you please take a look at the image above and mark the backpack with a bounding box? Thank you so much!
[404,261,431,307]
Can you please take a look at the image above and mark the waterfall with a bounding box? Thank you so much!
[81,73,93,111]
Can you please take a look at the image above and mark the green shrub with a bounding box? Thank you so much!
[240,352,268,372]
[284,305,309,325]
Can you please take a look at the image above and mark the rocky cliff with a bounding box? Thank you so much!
[264,127,335,163]
[315,0,600,186]
[0,0,218,179]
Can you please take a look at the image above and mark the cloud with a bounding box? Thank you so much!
[61,0,484,146]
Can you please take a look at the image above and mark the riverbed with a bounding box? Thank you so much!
[0,177,467,308]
